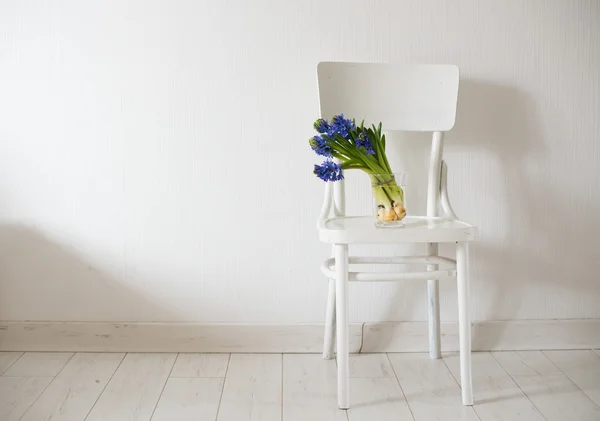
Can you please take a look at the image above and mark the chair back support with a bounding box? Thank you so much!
[316,62,460,220]
[317,62,459,132]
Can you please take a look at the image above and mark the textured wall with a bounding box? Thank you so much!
[0,0,598,323]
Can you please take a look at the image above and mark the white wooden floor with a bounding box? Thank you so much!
[1,350,599,421]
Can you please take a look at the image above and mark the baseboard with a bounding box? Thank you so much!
[0,322,364,353]
[362,319,600,352]
[1,319,598,352]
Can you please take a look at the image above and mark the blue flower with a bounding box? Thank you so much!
[356,131,375,155]
[309,135,332,157]
[314,160,344,182]
[329,114,356,139]
[313,118,330,134]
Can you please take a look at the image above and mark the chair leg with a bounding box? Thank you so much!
[323,278,336,359]
[427,243,442,359]
[334,244,349,409]
[427,279,441,359]
[457,241,473,406]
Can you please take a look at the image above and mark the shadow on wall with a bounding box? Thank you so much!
[367,79,600,351]
[451,80,600,346]
[0,224,175,322]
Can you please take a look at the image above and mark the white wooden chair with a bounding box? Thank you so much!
[316,62,477,409]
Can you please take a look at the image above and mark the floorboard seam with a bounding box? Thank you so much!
[82,352,126,421]
[214,353,232,421]
[540,349,600,410]
[441,353,483,421]
[148,353,177,421]
[490,352,549,421]
[18,352,76,421]
[0,352,24,376]
[385,353,417,421]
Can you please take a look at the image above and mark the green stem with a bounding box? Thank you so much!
[369,173,405,221]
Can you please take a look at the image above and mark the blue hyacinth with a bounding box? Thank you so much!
[329,114,356,139]
[356,131,375,155]
[313,118,330,134]
[309,135,332,157]
[313,160,344,182]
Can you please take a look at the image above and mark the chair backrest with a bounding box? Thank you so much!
[317,62,459,132]
[316,62,460,219]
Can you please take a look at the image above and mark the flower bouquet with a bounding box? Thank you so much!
[310,114,406,224]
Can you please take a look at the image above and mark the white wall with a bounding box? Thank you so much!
[0,0,598,324]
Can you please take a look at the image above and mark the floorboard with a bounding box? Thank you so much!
[151,377,224,421]
[444,352,545,421]
[282,354,347,421]
[3,352,73,377]
[388,353,479,421]
[0,352,23,375]
[217,354,282,421]
[170,353,230,378]
[348,377,414,421]
[347,353,395,378]
[492,351,600,421]
[543,350,600,406]
[84,353,176,421]
[0,376,53,421]
[20,353,124,421]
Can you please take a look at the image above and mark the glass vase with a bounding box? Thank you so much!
[369,172,407,228]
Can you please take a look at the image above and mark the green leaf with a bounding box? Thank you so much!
[368,126,387,171]
[341,158,367,170]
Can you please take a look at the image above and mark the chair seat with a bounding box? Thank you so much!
[319,215,477,244]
